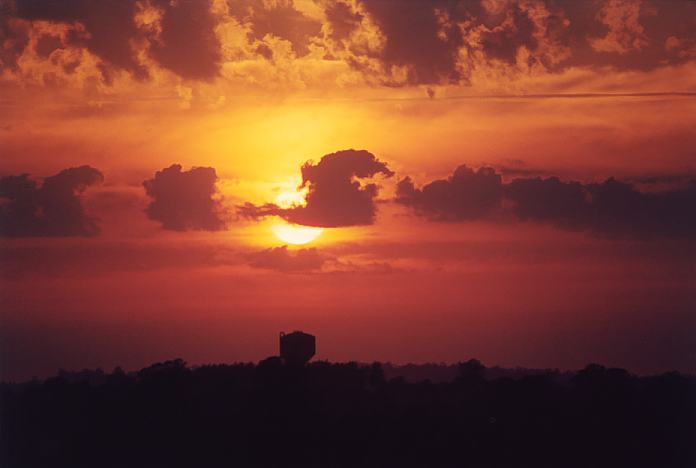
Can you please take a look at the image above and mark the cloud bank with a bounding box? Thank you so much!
[2,0,694,88]
[397,165,696,238]
[0,165,103,237]
[396,165,503,221]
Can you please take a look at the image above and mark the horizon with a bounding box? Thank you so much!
[9,354,691,385]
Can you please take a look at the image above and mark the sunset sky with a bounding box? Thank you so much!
[1,0,695,380]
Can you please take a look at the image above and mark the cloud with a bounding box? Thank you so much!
[14,0,148,79]
[583,177,696,238]
[34,33,63,59]
[10,0,222,81]
[506,176,696,238]
[396,165,503,221]
[356,0,467,84]
[143,164,225,231]
[0,165,103,237]
[398,165,696,238]
[346,0,696,84]
[505,177,589,227]
[589,0,650,54]
[149,0,222,80]
[240,149,393,227]
[324,0,364,43]
[0,15,30,71]
[228,0,322,57]
[3,0,696,87]
[247,245,327,272]
[549,0,696,71]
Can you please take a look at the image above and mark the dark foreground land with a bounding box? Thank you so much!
[1,359,695,468]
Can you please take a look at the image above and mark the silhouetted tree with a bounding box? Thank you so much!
[1,359,694,468]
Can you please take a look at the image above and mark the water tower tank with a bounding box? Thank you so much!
[279,331,316,365]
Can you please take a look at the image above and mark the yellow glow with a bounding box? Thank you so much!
[271,222,323,245]
[274,184,308,209]
[270,187,322,244]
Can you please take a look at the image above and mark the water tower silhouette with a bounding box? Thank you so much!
[279,331,316,365]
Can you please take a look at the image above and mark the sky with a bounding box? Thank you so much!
[1,0,695,380]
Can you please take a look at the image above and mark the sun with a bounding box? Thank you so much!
[271,222,323,245]
[270,187,323,245]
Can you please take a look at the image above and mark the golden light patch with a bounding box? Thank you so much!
[270,187,322,244]
[274,186,308,209]
[271,222,323,245]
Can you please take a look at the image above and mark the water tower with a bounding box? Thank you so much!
[279,331,316,365]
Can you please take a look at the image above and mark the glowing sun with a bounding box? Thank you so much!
[271,188,323,245]
[271,222,323,245]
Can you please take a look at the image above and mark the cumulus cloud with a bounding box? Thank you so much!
[324,0,363,43]
[7,0,222,81]
[143,164,225,231]
[240,149,394,227]
[34,33,63,59]
[0,15,30,71]
[356,0,467,84]
[289,149,394,226]
[148,0,222,80]
[0,165,103,237]
[505,177,588,226]
[396,165,503,221]
[13,0,148,79]
[247,246,327,272]
[228,0,322,57]
[323,0,696,85]
[398,165,696,238]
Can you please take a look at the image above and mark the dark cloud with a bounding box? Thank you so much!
[358,0,468,84]
[396,165,503,221]
[3,1,695,84]
[584,178,696,238]
[149,0,221,80]
[256,43,273,60]
[247,245,326,272]
[15,0,148,79]
[34,33,63,58]
[240,149,393,227]
[505,177,588,226]
[237,201,280,221]
[143,164,225,231]
[0,165,103,237]
[290,149,394,226]
[474,1,538,65]
[228,0,321,57]
[507,176,696,238]
[324,0,363,42]
[560,0,696,71]
[398,165,696,238]
[336,0,539,84]
[6,0,313,80]
[0,13,30,71]
[350,0,696,84]
[473,0,696,72]
[11,0,222,81]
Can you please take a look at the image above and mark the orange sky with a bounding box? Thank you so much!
[1,0,695,380]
